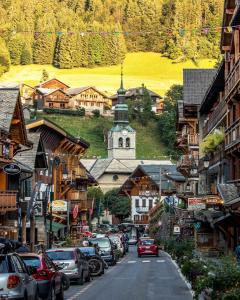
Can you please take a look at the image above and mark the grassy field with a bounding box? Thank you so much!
[38,114,167,159]
[0,52,216,96]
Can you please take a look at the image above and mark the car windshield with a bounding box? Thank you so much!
[91,239,110,248]
[141,240,154,246]
[22,256,41,268]
[47,251,74,261]
[80,248,95,255]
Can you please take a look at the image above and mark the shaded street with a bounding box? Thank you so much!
[65,246,193,300]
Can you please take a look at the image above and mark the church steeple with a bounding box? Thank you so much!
[114,64,128,125]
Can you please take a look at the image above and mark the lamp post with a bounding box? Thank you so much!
[203,155,210,195]
[49,155,60,249]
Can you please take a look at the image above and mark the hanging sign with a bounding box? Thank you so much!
[73,204,79,219]
[188,198,206,211]
[52,200,67,212]
[173,225,181,235]
[3,163,21,175]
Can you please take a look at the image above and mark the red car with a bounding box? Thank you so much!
[137,239,159,257]
[19,253,63,300]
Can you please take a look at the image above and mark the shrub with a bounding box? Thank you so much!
[43,107,85,116]
[200,128,224,154]
[92,109,100,118]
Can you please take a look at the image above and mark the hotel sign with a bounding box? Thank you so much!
[188,198,206,211]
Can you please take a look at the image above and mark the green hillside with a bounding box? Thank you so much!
[38,114,168,159]
[0,52,215,96]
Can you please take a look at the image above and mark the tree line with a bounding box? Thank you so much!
[0,0,223,76]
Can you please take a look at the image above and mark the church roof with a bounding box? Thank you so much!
[81,158,173,180]
[110,124,135,133]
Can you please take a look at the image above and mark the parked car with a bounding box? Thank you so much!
[46,248,90,285]
[89,238,117,266]
[0,253,38,300]
[79,247,106,276]
[108,235,125,257]
[19,252,64,299]
[137,239,159,257]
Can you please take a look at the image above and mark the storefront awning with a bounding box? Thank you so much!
[46,220,66,233]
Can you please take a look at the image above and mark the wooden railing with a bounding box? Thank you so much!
[177,155,199,169]
[69,191,87,201]
[225,58,240,101]
[0,191,18,212]
[202,100,227,137]
[188,134,199,146]
[225,118,240,150]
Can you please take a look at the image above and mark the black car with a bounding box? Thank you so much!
[79,247,106,276]
[89,238,117,266]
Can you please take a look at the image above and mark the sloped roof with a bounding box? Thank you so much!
[183,69,217,105]
[110,87,161,100]
[81,158,173,180]
[14,132,47,170]
[36,78,70,89]
[66,86,108,98]
[218,183,239,204]
[0,88,19,132]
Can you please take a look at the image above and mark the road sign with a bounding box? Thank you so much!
[194,222,201,230]
[3,163,21,175]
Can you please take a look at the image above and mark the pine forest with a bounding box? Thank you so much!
[0,0,223,77]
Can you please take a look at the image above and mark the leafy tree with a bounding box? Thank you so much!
[104,188,131,222]
[140,84,153,125]
[157,84,183,157]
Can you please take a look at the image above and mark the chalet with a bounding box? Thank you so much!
[0,88,32,240]
[110,87,164,114]
[35,78,70,91]
[176,69,216,197]
[35,88,70,110]
[67,86,109,114]
[27,119,96,241]
[119,164,180,227]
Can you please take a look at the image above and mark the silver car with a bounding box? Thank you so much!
[46,248,90,285]
[0,253,38,300]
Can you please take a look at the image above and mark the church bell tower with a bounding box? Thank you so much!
[108,66,136,160]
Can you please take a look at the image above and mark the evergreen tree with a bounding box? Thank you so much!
[41,69,49,82]
[33,33,56,65]
[7,35,24,65]
[141,84,153,125]
[21,43,32,65]
[0,37,11,76]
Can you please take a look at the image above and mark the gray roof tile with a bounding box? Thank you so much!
[0,88,19,132]
[183,69,217,105]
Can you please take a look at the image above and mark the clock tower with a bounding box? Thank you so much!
[108,68,136,159]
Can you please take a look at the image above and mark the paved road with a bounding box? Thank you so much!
[65,246,193,300]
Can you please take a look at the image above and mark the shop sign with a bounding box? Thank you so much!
[188,198,206,211]
[3,163,21,175]
[52,200,67,212]
[205,196,223,205]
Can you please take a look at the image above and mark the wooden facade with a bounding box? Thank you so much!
[0,88,31,239]
[27,119,96,237]
[36,78,70,91]
[35,89,70,110]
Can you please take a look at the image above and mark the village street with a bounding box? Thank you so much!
[65,247,192,300]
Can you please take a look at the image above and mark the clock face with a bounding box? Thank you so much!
[122,130,128,136]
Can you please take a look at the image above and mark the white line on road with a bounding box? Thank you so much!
[142,260,151,263]
[127,260,137,263]
[157,260,165,263]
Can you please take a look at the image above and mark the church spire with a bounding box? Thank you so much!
[117,64,126,103]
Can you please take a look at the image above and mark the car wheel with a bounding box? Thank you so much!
[156,252,159,257]
[62,274,70,291]
[138,254,141,258]
[76,272,84,285]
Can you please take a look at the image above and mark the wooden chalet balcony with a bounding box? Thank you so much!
[188,134,199,146]
[0,191,18,212]
[69,191,87,201]
[225,118,240,151]
[225,58,240,102]
[177,155,199,172]
[202,100,227,137]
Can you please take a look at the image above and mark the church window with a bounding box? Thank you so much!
[135,199,139,207]
[126,137,130,148]
[113,174,119,181]
[118,137,123,148]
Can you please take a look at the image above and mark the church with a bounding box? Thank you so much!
[81,72,173,194]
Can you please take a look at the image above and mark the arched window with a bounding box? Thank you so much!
[118,137,123,148]
[126,137,130,148]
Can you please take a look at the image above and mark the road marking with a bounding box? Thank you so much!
[142,260,151,263]
[127,260,137,263]
[157,260,165,263]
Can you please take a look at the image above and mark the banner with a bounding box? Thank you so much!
[188,198,206,211]
[52,200,67,212]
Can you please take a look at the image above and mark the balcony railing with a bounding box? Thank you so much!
[225,117,240,151]
[202,100,227,137]
[69,191,87,201]
[177,155,199,170]
[134,219,149,225]
[188,134,199,146]
[0,191,18,212]
[225,58,240,101]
